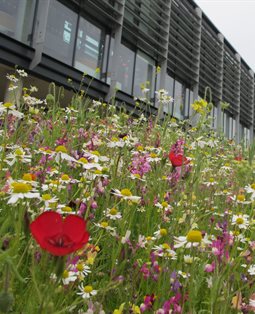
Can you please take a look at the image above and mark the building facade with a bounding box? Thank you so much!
[0,0,254,143]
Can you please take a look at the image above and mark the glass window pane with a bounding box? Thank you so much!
[184,88,190,118]
[44,0,77,65]
[101,34,110,82]
[162,74,174,114]
[0,0,35,44]
[173,80,184,120]
[133,51,156,98]
[74,17,104,79]
[189,91,193,116]
[115,44,135,94]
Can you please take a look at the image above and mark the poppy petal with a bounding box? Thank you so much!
[63,215,88,242]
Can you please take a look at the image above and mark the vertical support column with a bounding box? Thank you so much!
[235,53,241,143]
[216,33,224,133]
[192,7,202,103]
[249,69,254,143]
[159,0,172,90]
[105,0,125,102]
[29,0,50,70]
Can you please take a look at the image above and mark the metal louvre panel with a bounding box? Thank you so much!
[123,0,169,61]
[222,45,239,115]
[198,16,223,103]
[84,0,123,24]
[240,63,253,125]
[168,0,200,85]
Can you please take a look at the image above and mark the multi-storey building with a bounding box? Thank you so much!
[0,0,254,143]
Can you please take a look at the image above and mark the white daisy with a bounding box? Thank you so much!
[248,265,255,276]
[62,270,77,285]
[7,182,40,204]
[104,207,122,220]
[232,214,249,229]
[152,243,177,259]
[77,284,97,299]
[111,189,141,203]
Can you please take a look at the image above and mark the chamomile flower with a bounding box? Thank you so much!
[153,228,168,239]
[62,270,77,285]
[230,194,251,204]
[1,102,24,118]
[111,189,141,202]
[77,284,97,299]
[5,147,31,166]
[105,207,122,220]
[72,263,91,279]
[7,182,40,204]
[174,230,211,249]
[152,243,177,259]
[248,265,255,276]
[245,183,255,200]
[232,214,249,229]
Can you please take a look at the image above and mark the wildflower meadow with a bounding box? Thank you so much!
[1,68,255,313]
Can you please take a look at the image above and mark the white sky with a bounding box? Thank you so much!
[195,0,255,72]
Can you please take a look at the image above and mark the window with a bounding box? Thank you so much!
[75,17,105,79]
[162,74,174,114]
[173,80,184,120]
[0,0,36,44]
[189,90,194,116]
[133,51,156,98]
[44,0,77,65]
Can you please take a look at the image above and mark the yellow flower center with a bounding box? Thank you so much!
[236,217,244,225]
[61,174,70,181]
[12,182,32,193]
[100,221,108,228]
[209,178,214,182]
[186,230,202,243]
[237,194,245,202]
[3,102,13,108]
[111,137,119,142]
[62,270,69,279]
[91,150,100,156]
[42,194,52,201]
[83,285,93,293]
[55,145,67,153]
[162,243,170,250]
[161,201,168,208]
[22,173,33,181]
[133,173,141,179]
[146,236,152,241]
[162,176,167,180]
[160,228,167,236]
[94,170,102,175]
[137,145,144,151]
[62,206,72,212]
[79,157,88,164]
[150,153,157,158]
[49,202,57,209]
[251,183,255,190]
[109,208,118,215]
[121,189,132,197]
[76,263,84,271]
[15,148,24,156]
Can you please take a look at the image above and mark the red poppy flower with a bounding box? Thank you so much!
[30,211,89,256]
[169,151,189,167]
[234,155,242,161]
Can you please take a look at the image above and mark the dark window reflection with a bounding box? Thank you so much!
[44,0,77,65]
[0,0,36,44]
[133,51,156,98]
[173,80,184,119]
[75,17,104,79]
